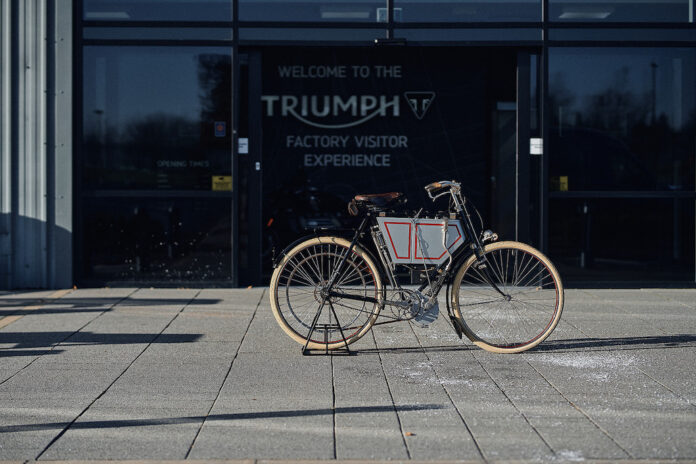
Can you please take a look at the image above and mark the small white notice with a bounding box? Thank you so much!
[530,137,543,155]
[238,138,249,154]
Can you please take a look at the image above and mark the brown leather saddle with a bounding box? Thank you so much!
[348,192,404,216]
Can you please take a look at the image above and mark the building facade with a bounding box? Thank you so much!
[1,0,695,288]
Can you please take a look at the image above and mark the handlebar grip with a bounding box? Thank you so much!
[424,181,445,193]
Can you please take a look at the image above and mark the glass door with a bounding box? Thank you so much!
[257,47,518,278]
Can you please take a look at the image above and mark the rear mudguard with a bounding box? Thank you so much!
[271,231,389,290]
[271,228,354,269]
[272,232,389,309]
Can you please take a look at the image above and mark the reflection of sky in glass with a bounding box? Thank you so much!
[85,47,228,133]
[84,0,233,21]
[549,48,695,131]
[549,0,688,22]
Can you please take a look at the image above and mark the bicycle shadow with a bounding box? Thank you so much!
[353,344,473,355]
[532,334,696,352]
[0,404,445,433]
[352,334,696,355]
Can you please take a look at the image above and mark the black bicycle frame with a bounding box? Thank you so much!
[324,200,508,307]
[301,199,509,354]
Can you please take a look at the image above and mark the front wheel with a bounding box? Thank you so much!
[451,241,564,353]
[269,236,384,350]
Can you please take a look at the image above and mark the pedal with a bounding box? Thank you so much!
[449,316,464,339]
[413,300,439,328]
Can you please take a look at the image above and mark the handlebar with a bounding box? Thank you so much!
[424,180,460,200]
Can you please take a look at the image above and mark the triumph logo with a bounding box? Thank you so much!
[262,91,436,129]
[404,92,435,120]
[261,94,400,130]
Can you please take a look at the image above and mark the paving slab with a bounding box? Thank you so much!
[0,288,695,461]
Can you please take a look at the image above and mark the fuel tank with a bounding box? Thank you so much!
[375,216,465,265]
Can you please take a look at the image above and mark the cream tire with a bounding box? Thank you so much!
[451,241,564,353]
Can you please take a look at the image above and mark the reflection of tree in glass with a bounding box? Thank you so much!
[84,113,200,188]
[124,113,199,163]
[551,65,695,190]
[197,54,232,142]
[582,67,650,136]
[549,71,576,130]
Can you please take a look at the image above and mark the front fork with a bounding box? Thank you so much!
[458,204,509,300]
[473,251,510,300]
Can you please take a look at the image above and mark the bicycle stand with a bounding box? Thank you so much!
[301,301,354,356]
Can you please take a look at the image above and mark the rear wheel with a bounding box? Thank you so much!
[270,236,384,350]
[451,241,564,353]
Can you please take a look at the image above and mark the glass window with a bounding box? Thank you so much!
[548,48,696,282]
[549,0,690,22]
[395,0,541,22]
[239,0,386,22]
[83,46,232,191]
[549,48,696,192]
[84,0,233,22]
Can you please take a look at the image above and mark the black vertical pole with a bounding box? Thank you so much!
[248,52,263,284]
[540,0,550,254]
[387,0,393,39]
[517,51,531,244]
[232,0,239,286]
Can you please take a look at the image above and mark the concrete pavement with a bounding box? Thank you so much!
[0,287,695,462]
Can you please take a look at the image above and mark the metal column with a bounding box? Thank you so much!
[0,0,11,288]
[0,0,72,289]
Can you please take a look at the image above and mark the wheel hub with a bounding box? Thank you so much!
[314,283,328,303]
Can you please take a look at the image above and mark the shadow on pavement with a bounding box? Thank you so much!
[0,349,64,357]
[0,332,203,351]
[0,297,223,310]
[355,345,472,355]
[0,404,445,433]
[0,308,111,316]
[533,334,696,352]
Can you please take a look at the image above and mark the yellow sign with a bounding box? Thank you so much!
[212,176,232,191]
[559,176,568,192]
[551,176,569,191]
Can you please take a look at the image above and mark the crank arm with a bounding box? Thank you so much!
[327,291,409,309]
